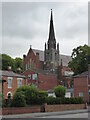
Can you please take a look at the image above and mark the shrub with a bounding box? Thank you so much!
[36,90,48,105]
[25,85,38,105]
[10,92,26,107]
[45,96,56,105]
[45,96,83,105]
[16,85,38,105]
[54,85,66,98]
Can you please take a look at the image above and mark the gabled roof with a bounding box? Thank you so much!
[0,70,25,78]
[33,49,72,66]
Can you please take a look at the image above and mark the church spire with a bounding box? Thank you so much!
[48,9,56,43]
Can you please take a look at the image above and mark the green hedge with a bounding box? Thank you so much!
[45,97,83,105]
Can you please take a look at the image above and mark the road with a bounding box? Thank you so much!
[2,109,89,119]
[38,112,88,118]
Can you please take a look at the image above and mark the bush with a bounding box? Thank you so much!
[10,92,26,107]
[54,85,66,98]
[36,91,48,105]
[16,85,38,105]
[45,96,56,105]
[45,96,83,105]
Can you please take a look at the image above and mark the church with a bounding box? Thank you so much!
[23,10,73,92]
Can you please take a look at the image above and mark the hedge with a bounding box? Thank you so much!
[45,96,83,105]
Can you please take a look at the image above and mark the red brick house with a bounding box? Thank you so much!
[58,59,74,88]
[0,69,27,100]
[74,65,90,103]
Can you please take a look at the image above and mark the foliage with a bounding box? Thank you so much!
[14,57,23,72]
[45,96,56,104]
[45,96,83,105]
[16,85,38,105]
[36,90,48,105]
[1,54,15,71]
[16,86,48,105]
[54,85,66,98]
[10,92,26,107]
[68,45,90,75]
[0,94,5,108]
[0,54,23,72]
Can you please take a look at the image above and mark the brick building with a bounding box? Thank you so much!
[0,69,27,100]
[23,47,57,91]
[74,65,90,102]
[58,59,74,88]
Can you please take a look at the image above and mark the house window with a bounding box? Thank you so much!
[32,74,37,80]
[17,78,22,87]
[8,77,12,88]
[28,74,31,80]
[79,92,84,97]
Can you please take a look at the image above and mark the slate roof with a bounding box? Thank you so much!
[33,49,72,66]
[0,70,25,78]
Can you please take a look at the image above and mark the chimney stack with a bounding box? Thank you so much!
[17,67,21,74]
[8,66,12,71]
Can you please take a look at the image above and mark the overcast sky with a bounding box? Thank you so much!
[2,2,88,58]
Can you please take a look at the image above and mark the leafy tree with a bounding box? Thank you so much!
[54,85,66,98]
[10,92,26,107]
[16,85,38,105]
[14,57,23,72]
[68,45,90,75]
[1,54,15,71]
[0,54,23,72]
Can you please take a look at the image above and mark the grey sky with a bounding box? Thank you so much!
[2,2,88,58]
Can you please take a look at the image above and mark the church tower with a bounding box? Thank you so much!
[44,9,59,73]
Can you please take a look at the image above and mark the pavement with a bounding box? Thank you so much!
[2,109,88,119]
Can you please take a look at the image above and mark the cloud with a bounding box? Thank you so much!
[2,2,88,58]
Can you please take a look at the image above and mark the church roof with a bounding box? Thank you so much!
[48,9,56,42]
[33,49,72,66]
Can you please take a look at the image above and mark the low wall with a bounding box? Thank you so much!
[2,106,41,115]
[44,103,87,112]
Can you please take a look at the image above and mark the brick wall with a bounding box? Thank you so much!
[44,103,86,112]
[38,73,57,90]
[2,106,41,115]
[74,76,88,102]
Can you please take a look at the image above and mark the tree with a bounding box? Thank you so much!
[54,85,66,98]
[10,92,26,107]
[1,54,15,71]
[14,57,23,72]
[0,54,23,72]
[68,45,90,75]
[16,85,38,105]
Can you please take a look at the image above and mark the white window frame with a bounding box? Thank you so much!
[79,92,84,97]
[8,77,12,88]
[17,78,22,88]
[7,91,12,97]
[32,74,37,80]
[28,74,31,80]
